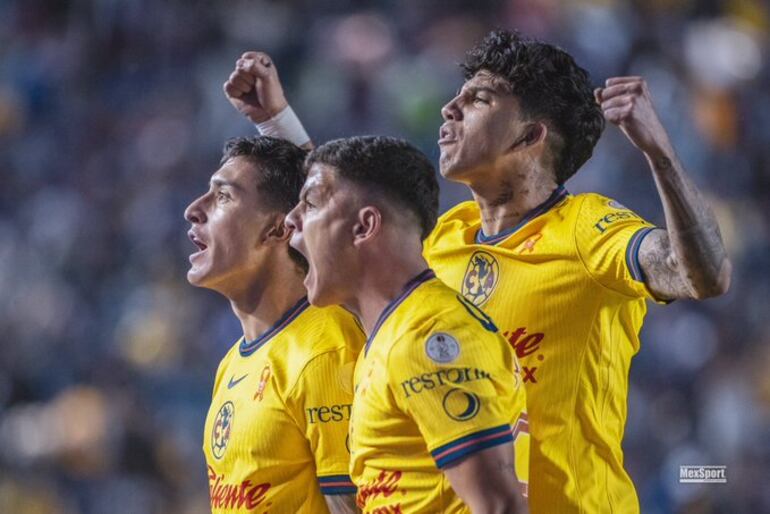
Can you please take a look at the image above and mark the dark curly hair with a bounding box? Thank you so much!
[306,136,439,240]
[221,135,308,271]
[462,30,605,184]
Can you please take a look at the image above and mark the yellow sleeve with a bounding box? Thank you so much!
[386,299,525,469]
[423,201,477,262]
[575,194,660,300]
[286,347,358,496]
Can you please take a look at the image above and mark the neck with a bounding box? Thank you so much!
[347,251,428,336]
[468,166,558,236]
[227,260,307,342]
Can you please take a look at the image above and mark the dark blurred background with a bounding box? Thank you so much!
[1,0,768,513]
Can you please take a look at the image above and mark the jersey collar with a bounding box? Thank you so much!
[364,269,435,356]
[475,185,569,245]
[239,296,311,357]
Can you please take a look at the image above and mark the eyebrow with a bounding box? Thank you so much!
[210,178,244,191]
[457,85,499,96]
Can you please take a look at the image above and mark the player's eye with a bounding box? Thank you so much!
[216,191,231,202]
[474,95,489,104]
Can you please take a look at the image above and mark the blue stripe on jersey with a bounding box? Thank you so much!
[625,227,655,282]
[364,269,435,356]
[475,186,568,245]
[318,475,356,495]
[431,424,513,469]
[239,296,310,357]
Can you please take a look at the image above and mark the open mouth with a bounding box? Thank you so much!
[188,230,208,257]
[438,124,457,145]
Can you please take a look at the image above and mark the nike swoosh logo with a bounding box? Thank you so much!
[227,374,248,389]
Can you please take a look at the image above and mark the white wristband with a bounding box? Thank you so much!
[254,105,311,147]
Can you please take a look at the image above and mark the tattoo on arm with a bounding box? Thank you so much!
[639,153,731,300]
[324,494,359,514]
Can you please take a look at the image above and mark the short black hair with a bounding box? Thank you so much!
[221,135,308,271]
[306,136,439,240]
[462,29,605,184]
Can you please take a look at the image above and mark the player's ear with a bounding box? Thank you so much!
[352,205,381,248]
[511,122,547,151]
[263,213,292,246]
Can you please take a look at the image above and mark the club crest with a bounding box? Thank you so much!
[211,401,234,460]
[462,251,499,306]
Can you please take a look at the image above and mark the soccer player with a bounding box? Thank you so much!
[226,29,730,513]
[285,136,529,514]
[184,136,364,513]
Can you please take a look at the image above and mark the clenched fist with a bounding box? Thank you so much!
[224,51,288,123]
[595,77,674,158]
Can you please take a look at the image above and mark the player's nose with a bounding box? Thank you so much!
[441,96,462,122]
[184,195,207,224]
[284,205,301,233]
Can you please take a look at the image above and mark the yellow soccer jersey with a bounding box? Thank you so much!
[350,270,529,514]
[203,297,365,513]
[423,186,662,514]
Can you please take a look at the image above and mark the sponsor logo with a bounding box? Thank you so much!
[211,401,234,460]
[400,367,491,398]
[208,466,271,510]
[356,470,404,511]
[425,333,460,363]
[442,387,480,421]
[679,465,727,483]
[306,403,352,424]
[593,210,642,233]
[462,251,499,306]
[503,327,546,384]
[227,374,248,389]
[517,233,543,254]
[253,365,271,401]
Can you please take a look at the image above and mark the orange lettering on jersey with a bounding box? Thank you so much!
[518,233,543,253]
[253,365,271,401]
[207,465,271,510]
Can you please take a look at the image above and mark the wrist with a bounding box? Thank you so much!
[254,105,310,147]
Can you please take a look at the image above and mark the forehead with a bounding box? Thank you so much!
[212,156,261,188]
[463,69,513,94]
[304,162,340,193]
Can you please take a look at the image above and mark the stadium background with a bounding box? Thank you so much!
[1,0,768,512]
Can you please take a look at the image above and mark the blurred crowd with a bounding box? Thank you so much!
[1,0,768,513]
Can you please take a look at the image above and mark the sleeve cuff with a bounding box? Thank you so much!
[430,424,513,469]
[318,474,356,495]
[625,226,656,282]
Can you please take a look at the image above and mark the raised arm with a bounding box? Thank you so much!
[223,51,313,149]
[596,77,731,301]
[444,445,528,514]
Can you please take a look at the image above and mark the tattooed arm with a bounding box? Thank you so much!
[325,494,359,514]
[596,77,731,300]
[444,445,528,514]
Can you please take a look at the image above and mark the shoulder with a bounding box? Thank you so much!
[279,305,362,398]
[282,304,364,365]
[571,191,640,219]
[428,201,479,242]
[388,281,501,363]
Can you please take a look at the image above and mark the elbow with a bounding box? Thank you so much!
[690,258,732,300]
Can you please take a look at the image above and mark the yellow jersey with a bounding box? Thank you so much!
[350,270,529,514]
[423,187,661,514]
[203,297,365,513]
